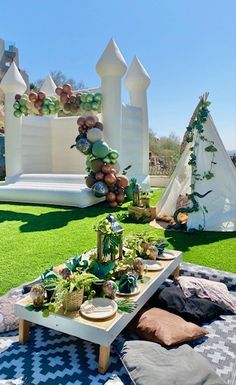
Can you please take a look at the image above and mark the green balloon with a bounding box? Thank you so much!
[92,140,110,158]
[41,106,50,115]
[19,98,27,106]
[44,97,52,105]
[84,102,92,111]
[21,94,28,100]
[86,93,94,103]
[13,102,20,110]
[109,150,119,160]
[80,94,87,103]
[110,159,117,164]
[91,102,99,111]
[14,109,22,118]
[94,93,102,102]
[102,156,110,163]
[50,96,58,102]
[20,105,28,114]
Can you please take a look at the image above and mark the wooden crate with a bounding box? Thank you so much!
[128,205,156,222]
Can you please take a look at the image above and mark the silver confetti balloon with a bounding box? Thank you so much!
[92,181,108,197]
[76,138,92,155]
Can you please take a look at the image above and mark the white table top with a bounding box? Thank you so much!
[15,250,182,346]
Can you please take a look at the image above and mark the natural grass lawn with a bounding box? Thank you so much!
[0,188,235,295]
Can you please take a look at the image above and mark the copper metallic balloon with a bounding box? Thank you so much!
[104,173,117,186]
[76,138,92,155]
[92,181,108,197]
[117,175,129,188]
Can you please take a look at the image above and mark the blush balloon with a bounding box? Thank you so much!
[108,201,118,208]
[63,84,72,94]
[101,164,114,174]
[95,172,104,181]
[116,193,125,203]
[106,192,116,202]
[38,91,46,100]
[55,87,63,96]
[77,116,86,126]
[85,115,96,128]
[29,92,38,102]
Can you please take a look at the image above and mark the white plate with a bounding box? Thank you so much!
[145,260,164,271]
[80,298,117,320]
[116,285,140,297]
[157,250,176,260]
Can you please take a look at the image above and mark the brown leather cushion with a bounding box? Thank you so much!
[136,308,208,346]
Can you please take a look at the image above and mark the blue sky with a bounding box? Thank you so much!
[1,0,235,150]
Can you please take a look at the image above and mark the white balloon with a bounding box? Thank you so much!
[87,127,103,143]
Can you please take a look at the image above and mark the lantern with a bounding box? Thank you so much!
[97,214,124,261]
[132,183,142,207]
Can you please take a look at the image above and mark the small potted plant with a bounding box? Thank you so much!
[48,269,99,314]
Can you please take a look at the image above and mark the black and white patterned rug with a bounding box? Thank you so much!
[0,263,235,385]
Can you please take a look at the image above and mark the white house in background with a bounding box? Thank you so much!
[0,39,151,208]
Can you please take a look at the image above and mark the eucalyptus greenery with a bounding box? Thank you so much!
[185,98,217,230]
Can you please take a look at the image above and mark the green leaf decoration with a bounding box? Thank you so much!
[203,205,208,213]
[205,145,217,152]
[116,299,137,313]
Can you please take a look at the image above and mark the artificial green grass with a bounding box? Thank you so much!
[0,188,235,295]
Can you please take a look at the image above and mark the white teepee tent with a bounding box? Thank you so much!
[156,98,236,232]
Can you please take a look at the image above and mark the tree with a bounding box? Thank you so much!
[149,130,180,157]
[32,71,85,91]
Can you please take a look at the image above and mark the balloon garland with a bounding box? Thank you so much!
[13,83,128,207]
[13,84,102,117]
[71,114,128,207]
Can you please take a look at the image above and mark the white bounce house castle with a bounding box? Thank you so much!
[0,39,150,207]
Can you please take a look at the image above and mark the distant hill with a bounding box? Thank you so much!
[227,150,236,156]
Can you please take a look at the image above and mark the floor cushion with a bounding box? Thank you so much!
[177,276,236,313]
[135,308,207,346]
[120,340,225,385]
[157,286,230,324]
[0,287,25,333]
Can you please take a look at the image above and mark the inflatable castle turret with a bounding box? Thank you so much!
[0,39,151,207]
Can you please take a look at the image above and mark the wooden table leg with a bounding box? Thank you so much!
[173,265,180,279]
[98,345,110,373]
[19,319,31,344]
